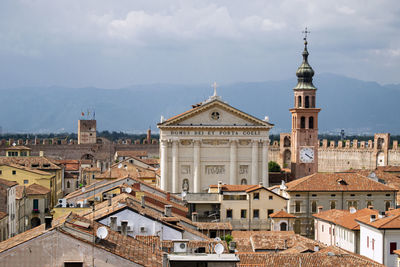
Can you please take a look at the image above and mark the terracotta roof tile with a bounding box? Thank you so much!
[269,210,296,218]
[0,211,7,220]
[356,208,400,229]
[0,178,18,187]
[194,222,232,230]
[286,172,397,192]
[209,184,258,192]
[0,157,61,170]
[26,183,50,195]
[313,208,378,230]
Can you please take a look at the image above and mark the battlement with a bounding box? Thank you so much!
[319,133,398,150]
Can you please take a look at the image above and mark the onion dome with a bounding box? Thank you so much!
[294,39,317,90]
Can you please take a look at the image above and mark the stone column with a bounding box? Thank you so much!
[160,139,169,191]
[251,140,259,185]
[193,140,201,193]
[230,139,238,185]
[262,139,269,187]
[171,139,179,193]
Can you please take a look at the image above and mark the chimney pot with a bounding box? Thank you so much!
[166,192,171,201]
[164,205,172,217]
[370,214,376,222]
[121,220,128,236]
[141,195,145,208]
[191,212,198,222]
[317,206,323,213]
[45,216,53,230]
[108,197,112,206]
[110,216,117,231]
[314,245,319,252]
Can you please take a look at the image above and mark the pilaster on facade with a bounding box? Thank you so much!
[171,139,179,193]
[251,139,259,185]
[262,138,269,187]
[193,139,201,193]
[160,139,169,191]
[229,139,238,185]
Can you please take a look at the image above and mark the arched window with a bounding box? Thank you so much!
[300,117,306,129]
[309,117,314,129]
[312,96,315,108]
[241,179,247,185]
[67,181,70,189]
[182,179,189,191]
[284,136,291,147]
[298,96,302,108]
[305,96,310,108]
[280,222,288,231]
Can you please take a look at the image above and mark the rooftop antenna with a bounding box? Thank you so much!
[96,226,109,239]
[214,243,224,255]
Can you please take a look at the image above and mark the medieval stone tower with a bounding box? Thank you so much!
[78,119,97,144]
[290,35,321,179]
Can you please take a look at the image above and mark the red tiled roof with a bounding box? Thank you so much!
[0,211,7,220]
[209,184,258,192]
[357,208,400,229]
[286,172,397,192]
[0,178,18,187]
[26,183,50,195]
[269,210,296,219]
[313,208,378,230]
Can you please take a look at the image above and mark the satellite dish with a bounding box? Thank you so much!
[214,243,224,255]
[181,191,187,198]
[81,187,86,193]
[12,142,16,147]
[118,163,123,169]
[214,237,221,242]
[96,227,108,239]
[125,187,132,194]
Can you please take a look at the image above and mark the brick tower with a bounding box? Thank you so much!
[290,31,321,179]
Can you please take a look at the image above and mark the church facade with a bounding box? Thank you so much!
[157,93,273,193]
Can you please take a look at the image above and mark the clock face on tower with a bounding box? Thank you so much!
[300,147,314,163]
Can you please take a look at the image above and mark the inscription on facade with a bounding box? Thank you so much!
[170,131,261,136]
[205,165,225,175]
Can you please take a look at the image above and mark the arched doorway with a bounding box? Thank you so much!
[31,217,41,228]
[280,222,288,231]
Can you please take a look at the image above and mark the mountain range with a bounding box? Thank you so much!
[0,73,399,135]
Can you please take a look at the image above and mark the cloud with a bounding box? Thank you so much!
[0,0,400,88]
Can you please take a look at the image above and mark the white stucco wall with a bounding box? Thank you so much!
[335,226,357,253]
[99,208,183,240]
[314,219,334,246]
[360,223,384,264]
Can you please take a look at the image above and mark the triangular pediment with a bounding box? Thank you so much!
[158,99,273,128]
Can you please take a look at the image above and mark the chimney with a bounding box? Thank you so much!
[229,241,237,253]
[110,216,117,231]
[378,211,385,219]
[370,214,376,222]
[133,183,140,191]
[218,181,222,193]
[259,182,263,186]
[164,205,172,217]
[39,151,44,157]
[191,212,198,222]
[284,239,288,250]
[45,216,53,230]
[314,245,319,252]
[141,195,145,208]
[121,220,128,236]
[108,197,112,207]
[317,206,323,214]
[368,205,374,210]
[166,192,171,201]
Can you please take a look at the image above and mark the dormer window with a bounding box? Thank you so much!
[337,179,348,185]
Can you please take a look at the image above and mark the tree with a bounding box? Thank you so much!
[268,161,281,172]
[221,234,233,245]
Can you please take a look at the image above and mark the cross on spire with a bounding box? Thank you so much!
[302,27,310,42]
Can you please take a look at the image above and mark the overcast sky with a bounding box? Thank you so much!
[0,0,399,89]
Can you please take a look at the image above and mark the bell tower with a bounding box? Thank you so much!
[290,29,321,179]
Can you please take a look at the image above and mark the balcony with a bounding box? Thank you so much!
[32,209,40,214]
